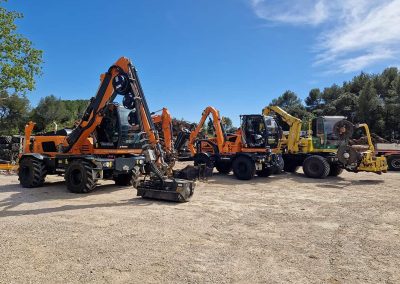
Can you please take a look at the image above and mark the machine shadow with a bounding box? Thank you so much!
[0,180,177,218]
[204,171,384,189]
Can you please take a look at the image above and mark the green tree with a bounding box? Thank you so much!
[386,76,400,139]
[358,81,384,135]
[0,1,43,94]
[270,90,308,119]
[305,88,323,114]
[206,118,214,136]
[0,90,29,134]
[332,92,358,120]
[31,95,69,131]
[221,116,237,133]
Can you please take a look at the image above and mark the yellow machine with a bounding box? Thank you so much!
[262,106,387,178]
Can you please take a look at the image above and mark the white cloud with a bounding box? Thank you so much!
[250,0,400,73]
[250,0,329,25]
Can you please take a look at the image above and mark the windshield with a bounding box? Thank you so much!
[324,117,345,147]
[265,116,280,148]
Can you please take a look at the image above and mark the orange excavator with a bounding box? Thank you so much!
[18,57,194,202]
[188,106,282,180]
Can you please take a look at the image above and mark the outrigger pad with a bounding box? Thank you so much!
[136,178,195,202]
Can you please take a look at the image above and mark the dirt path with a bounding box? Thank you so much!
[0,168,399,283]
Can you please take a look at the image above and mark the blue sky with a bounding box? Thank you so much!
[4,0,400,125]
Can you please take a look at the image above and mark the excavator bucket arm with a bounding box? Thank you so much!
[262,105,302,153]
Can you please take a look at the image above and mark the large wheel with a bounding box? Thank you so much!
[114,173,134,186]
[232,155,255,180]
[215,160,232,174]
[303,155,330,179]
[12,135,21,143]
[0,136,12,144]
[0,144,10,150]
[329,164,344,176]
[18,157,47,188]
[388,155,400,171]
[11,143,20,152]
[65,160,96,193]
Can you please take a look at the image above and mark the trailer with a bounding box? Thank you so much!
[376,143,400,171]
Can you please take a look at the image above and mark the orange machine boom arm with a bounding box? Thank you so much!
[64,57,158,153]
[188,106,225,155]
[152,108,173,154]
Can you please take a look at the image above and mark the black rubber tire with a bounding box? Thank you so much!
[329,164,344,176]
[0,136,12,144]
[388,155,400,171]
[0,149,12,160]
[114,173,134,186]
[0,144,10,150]
[283,160,299,173]
[12,135,21,143]
[11,143,20,152]
[303,155,330,179]
[18,158,47,188]
[215,160,232,174]
[232,155,255,180]
[65,160,96,193]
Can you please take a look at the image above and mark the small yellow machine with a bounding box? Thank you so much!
[262,106,387,178]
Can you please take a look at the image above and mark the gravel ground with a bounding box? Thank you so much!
[0,165,399,283]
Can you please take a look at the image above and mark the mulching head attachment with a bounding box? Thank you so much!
[136,178,195,202]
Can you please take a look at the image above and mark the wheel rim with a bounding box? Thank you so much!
[392,159,400,169]
[71,169,83,186]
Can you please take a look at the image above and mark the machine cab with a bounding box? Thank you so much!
[95,104,142,149]
[311,116,346,149]
[240,114,281,149]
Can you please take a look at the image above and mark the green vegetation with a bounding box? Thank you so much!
[1,67,399,138]
[269,68,400,140]
[0,1,43,94]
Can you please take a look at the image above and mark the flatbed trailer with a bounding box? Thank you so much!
[376,143,400,171]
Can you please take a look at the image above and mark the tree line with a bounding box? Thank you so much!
[0,93,89,134]
[1,67,400,139]
[269,68,400,140]
[1,2,399,140]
